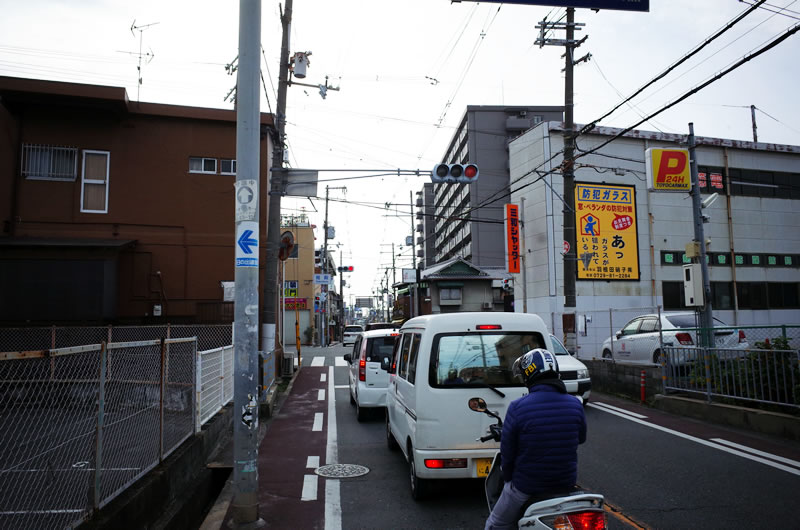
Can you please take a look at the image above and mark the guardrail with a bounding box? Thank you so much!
[0,337,197,530]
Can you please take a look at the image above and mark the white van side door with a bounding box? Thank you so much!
[390,331,421,451]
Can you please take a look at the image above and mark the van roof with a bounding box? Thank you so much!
[400,312,548,332]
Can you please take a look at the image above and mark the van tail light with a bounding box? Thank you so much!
[676,332,693,345]
[359,359,366,381]
[424,458,467,469]
[476,325,502,330]
[543,511,607,530]
[738,330,746,343]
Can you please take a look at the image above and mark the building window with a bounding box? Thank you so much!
[711,282,733,310]
[80,150,110,214]
[220,159,236,175]
[439,287,462,305]
[662,282,684,310]
[189,157,217,174]
[21,144,78,181]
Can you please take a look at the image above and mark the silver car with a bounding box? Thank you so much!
[601,312,748,365]
[342,325,364,346]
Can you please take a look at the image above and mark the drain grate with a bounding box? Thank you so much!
[314,464,370,478]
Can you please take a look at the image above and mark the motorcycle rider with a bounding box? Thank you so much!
[485,348,587,530]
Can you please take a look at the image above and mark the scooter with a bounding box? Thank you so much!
[468,397,607,529]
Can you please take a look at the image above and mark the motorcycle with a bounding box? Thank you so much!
[468,397,607,529]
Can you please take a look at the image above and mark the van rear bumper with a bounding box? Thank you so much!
[413,447,499,479]
[356,384,388,408]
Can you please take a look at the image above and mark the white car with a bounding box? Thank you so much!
[342,325,364,346]
[549,334,591,404]
[343,328,399,421]
[601,312,748,365]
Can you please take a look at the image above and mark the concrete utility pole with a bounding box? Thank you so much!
[321,186,330,347]
[262,0,293,362]
[410,191,417,318]
[688,123,714,345]
[232,0,263,525]
[562,7,578,310]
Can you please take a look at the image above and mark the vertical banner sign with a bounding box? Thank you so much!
[575,183,639,280]
[505,204,521,273]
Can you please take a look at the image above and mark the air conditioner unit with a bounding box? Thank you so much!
[482,302,493,309]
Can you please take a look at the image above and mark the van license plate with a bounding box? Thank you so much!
[475,458,493,478]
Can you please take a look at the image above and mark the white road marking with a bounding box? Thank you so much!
[307,456,320,469]
[711,438,800,469]
[301,474,318,501]
[318,389,326,401]
[312,412,323,432]
[592,401,649,419]
[334,385,349,389]
[311,356,325,367]
[325,365,342,530]
[334,357,348,367]
[588,403,800,476]
[321,373,327,382]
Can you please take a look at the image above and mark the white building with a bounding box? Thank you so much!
[509,121,800,359]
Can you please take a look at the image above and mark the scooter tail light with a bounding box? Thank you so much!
[544,511,607,530]
[675,332,694,345]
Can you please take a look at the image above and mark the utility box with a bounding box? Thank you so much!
[682,263,704,307]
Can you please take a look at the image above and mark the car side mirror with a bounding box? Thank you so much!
[615,331,622,339]
[343,353,352,363]
[381,356,391,371]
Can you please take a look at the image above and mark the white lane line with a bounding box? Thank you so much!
[311,356,325,367]
[592,402,649,419]
[312,412,323,432]
[711,438,800,469]
[588,403,800,476]
[301,474,318,501]
[325,365,342,530]
[334,385,349,389]
[334,357,348,367]
[318,389,326,401]
[307,456,320,469]
[320,373,327,382]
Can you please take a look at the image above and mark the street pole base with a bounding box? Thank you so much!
[227,517,266,529]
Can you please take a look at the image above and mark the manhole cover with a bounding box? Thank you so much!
[314,464,369,478]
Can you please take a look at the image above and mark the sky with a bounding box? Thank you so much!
[2,0,800,304]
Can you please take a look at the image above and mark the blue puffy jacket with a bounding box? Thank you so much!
[500,379,587,495]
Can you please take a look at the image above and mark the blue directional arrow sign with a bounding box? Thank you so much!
[236,222,259,267]
[238,230,258,254]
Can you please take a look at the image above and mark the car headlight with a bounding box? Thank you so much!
[576,369,589,379]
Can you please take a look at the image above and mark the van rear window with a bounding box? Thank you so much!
[366,336,397,363]
[430,332,546,388]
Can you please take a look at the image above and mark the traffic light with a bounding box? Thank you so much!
[431,163,479,184]
[337,265,354,272]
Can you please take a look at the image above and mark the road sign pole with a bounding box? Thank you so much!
[232,0,263,525]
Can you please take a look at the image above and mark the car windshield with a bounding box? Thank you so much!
[549,335,570,356]
[366,336,396,363]
[665,315,728,328]
[430,331,546,388]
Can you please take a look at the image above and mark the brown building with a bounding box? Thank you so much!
[0,76,274,324]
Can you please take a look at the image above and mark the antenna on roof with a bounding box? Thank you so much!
[124,20,159,102]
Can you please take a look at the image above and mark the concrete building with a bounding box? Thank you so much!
[509,121,800,359]
[279,213,315,345]
[415,183,436,270]
[0,76,273,324]
[428,105,563,268]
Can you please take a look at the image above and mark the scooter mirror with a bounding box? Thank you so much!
[468,397,487,412]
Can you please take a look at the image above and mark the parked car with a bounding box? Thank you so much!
[343,328,399,421]
[549,334,592,404]
[365,322,399,331]
[601,312,748,365]
[385,312,561,500]
[342,325,364,346]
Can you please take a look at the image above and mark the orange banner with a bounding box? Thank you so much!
[505,204,520,273]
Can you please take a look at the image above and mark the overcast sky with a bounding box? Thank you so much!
[2,0,799,303]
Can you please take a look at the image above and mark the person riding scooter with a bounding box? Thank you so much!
[485,348,587,530]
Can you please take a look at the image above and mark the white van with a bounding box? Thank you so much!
[385,312,557,500]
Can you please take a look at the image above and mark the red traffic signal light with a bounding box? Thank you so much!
[337,265,354,272]
[431,163,479,183]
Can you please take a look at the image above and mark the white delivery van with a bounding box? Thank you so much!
[385,312,555,500]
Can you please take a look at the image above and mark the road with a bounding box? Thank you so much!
[258,344,800,529]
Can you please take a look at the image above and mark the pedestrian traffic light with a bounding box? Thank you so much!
[431,163,479,183]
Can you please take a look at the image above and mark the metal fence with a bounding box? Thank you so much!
[196,345,234,430]
[0,337,197,530]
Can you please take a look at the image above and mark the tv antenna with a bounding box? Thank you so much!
[123,20,159,102]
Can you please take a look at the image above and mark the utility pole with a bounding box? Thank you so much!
[321,186,330,347]
[262,0,292,364]
[232,0,262,525]
[339,248,345,337]
[751,104,758,143]
[410,191,416,318]
[688,123,714,345]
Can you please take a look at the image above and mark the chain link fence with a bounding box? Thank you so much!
[0,337,197,529]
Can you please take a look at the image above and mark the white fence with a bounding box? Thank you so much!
[196,345,235,431]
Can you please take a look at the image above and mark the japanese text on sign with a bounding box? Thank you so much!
[505,204,520,274]
[575,183,640,280]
